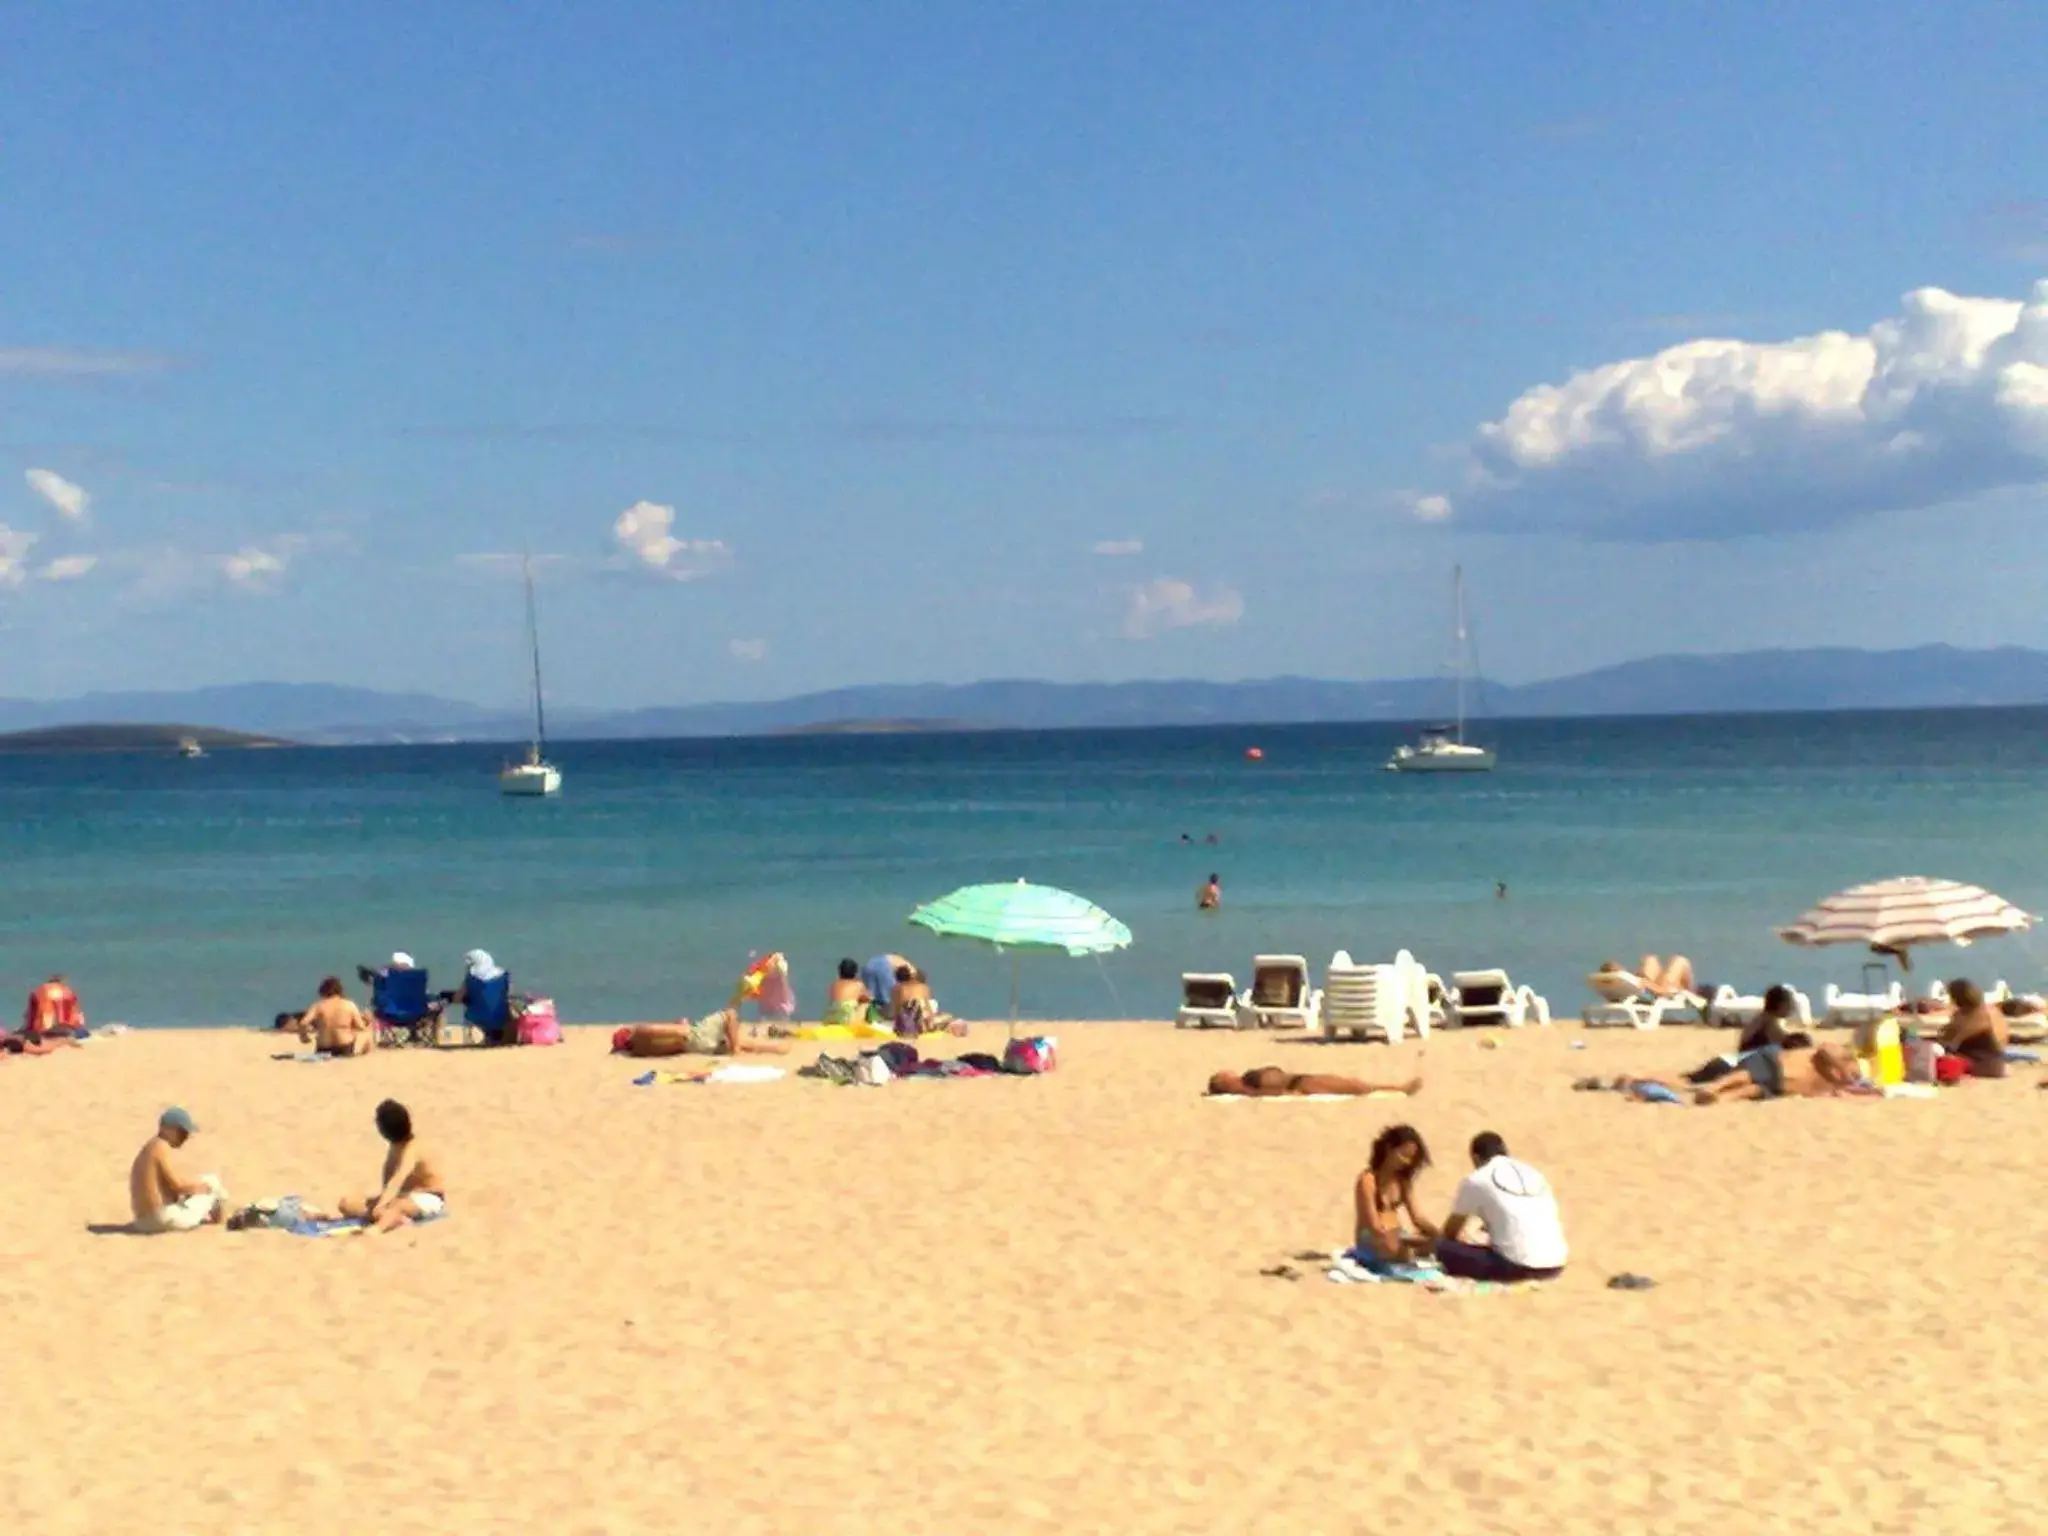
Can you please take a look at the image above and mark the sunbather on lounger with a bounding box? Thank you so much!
[1208,1066,1421,1097]
[615,1012,789,1058]
[338,1100,447,1234]
[1634,955,1697,998]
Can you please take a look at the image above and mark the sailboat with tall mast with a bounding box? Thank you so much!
[1386,565,1496,773]
[498,553,563,797]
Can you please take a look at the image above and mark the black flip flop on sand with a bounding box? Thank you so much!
[1607,1273,1657,1291]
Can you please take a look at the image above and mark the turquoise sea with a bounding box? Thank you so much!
[5,711,2048,1030]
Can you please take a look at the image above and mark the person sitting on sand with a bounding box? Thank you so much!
[891,965,964,1037]
[338,1099,447,1234]
[1937,979,2009,1078]
[1197,875,1221,911]
[129,1107,225,1233]
[821,958,870,1027]
[1734,985,1803,1053]
[1351,1124,1440,1271]
[19,973,87,1046]
[613,1012,790,1058]
[1208,1066,1422,1098]
[1434,1131,1567,1283]
[295,976,373,1056]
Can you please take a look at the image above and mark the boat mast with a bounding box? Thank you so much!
[523,550,547,761]
[1452,564,1467,746]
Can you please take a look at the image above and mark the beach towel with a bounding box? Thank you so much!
[793,1021,895,1042]
[632,1064,786,1086]
[1323,1249,1504,1293]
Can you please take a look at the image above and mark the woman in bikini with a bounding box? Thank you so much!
[1352,1124,1440,1270]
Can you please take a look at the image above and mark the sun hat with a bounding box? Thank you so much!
[161,1106,198,1134]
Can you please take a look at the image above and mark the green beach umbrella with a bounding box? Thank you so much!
[908,879,1132,1030]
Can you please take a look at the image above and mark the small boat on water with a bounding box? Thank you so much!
[177,736,206,759]
[1387,565,1496,774]
[499,553,562,797]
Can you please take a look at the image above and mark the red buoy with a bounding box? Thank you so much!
[1245,746,1264,761]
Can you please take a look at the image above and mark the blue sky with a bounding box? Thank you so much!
[4,3,2048,709]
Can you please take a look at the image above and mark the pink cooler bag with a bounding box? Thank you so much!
[516,997,562,1046]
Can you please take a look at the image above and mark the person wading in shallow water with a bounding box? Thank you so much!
[1198,874,1221,911]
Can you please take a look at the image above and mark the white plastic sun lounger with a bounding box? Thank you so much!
[1705,984,1814,1030]
[1320,952,1409,1043]
[1237,955,1321,1032]
[1923,979,2013,1008]
[1175,972,1245,1030]
[1450,969,1551,1029]
[1823,980,1903,1027]
[1583,970,1708,1030]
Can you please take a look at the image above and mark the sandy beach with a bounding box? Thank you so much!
[7,1019,2046,1534]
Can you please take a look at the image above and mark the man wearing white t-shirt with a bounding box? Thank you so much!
[1435,1131,1567,1283]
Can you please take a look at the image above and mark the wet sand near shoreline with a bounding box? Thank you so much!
[6,1021,2045,1534]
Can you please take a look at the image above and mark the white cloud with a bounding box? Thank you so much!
[728,637,769,662]
[611,500,733,580]
[1425,280,2048,540]
[37,554,96,581]
[1118,577,1245,640]
[25,468,89,521]
[0,524,35,586]
[1092,538,1144,556]
[220,545,287,588]
[1408,493,1453,522]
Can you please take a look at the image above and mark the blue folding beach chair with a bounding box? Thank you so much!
[457,971,514,1047]
[372,966,436,1047]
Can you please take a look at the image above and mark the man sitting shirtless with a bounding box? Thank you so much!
[129,1107,226,1232]
[294,976,374,1056]
[1207,1066,1422,1098]
[338,1099,447,1234]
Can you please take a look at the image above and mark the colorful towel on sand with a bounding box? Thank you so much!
[1324,1249,1505,1293]
[633,1064,786,1086]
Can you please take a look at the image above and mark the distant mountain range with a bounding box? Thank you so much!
[5,645,2048,745]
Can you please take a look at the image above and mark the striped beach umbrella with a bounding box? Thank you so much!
[1776,877,2035,952]
[909,880,1132,1029]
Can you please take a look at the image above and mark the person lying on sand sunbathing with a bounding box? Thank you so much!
[1434,1131,1568,1283]
[337,1099,446,1233]
[1621,1042,1863,1105]
[129,1107,225,1232]
[295,976,374,1056]
[1208,1066,1422,1098]
[1352,1124,1440,1271]
[613,1012,790,1058]
[1937,979,2009,1079]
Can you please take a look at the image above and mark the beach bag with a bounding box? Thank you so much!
[1934,1053,1970,1086]
[1002,1035,1057,1075]
[854,1052,894,1086]
[878,1041,921,1075]
[1903,1037,1939,1084]
[517,998,562,1047]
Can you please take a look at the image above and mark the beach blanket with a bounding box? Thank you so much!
[633,1064,786,1086]
[1323,1249,1505,1293]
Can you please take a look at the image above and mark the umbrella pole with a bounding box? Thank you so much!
[1009,952,1021,1038]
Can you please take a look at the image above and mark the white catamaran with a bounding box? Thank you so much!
[498,553,562,797]
[1386,565,1497,774]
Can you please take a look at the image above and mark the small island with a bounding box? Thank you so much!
[0,723,293,755]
